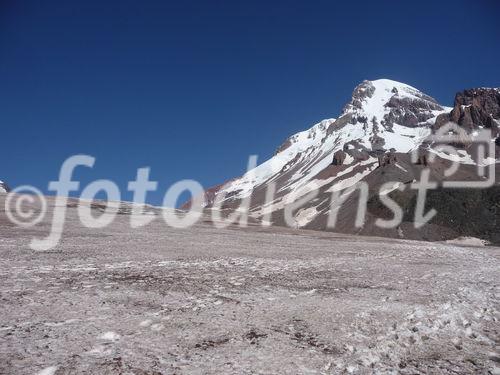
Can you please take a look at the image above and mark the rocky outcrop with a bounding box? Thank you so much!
[377,150,397,167]
[331,150,346,165]
[343,141,370,161]
[383,92,443,128]
[433,112,451,130]
[415,146,429,166]
[343,80,445,130]
[343,80,375,112]
[434,88,500,135]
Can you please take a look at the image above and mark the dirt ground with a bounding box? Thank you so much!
[0,197,499,374]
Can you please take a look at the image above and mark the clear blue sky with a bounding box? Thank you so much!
[1,0,499,205]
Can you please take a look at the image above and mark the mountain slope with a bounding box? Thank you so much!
[215,80,449,204]
[198,79,500,243]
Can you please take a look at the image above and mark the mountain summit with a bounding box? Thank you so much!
[214,79,450,204]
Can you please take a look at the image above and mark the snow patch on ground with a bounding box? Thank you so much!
[395,163,408,172]
[294,206,319,227]
[446,237,490,247]
[379,181,404,195]
[381,123,431,152]
[429,148,475,165]
[344,154,354,165]
[37,367,58,375]
[99,331,120,342]
[481,156,500,165]
[327,162,378,192]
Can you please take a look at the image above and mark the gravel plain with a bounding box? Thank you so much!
[0,197,499,374]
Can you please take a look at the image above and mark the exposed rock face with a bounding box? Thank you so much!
[404,186,500,244]
[343,141,370,161]
[343,80,445,130]
[377,150,397,168]
[335,80,447,155]
[344,80,375,112]
[435,88,500,135]
[383,89,443,128]
[331,150,346,165]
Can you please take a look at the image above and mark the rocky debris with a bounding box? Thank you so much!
[331,150,346,165]
[243,330,268,345]
[287,319,338,354]
[194,337,230,350]
[1,196,500,374]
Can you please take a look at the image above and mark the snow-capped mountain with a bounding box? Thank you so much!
[198,79,500,243]
[217,79,449,201]
[0,180,9,194]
